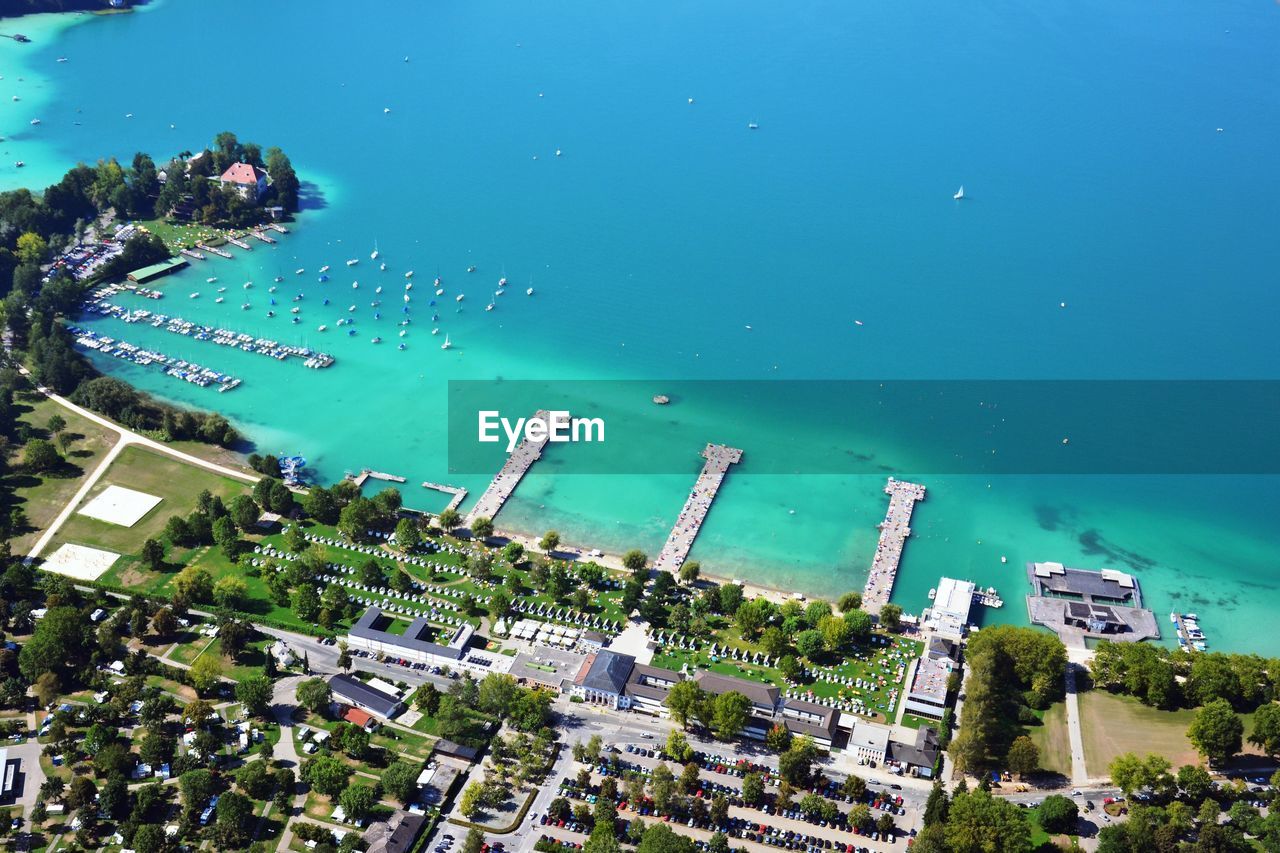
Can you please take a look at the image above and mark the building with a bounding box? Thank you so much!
[0,748,13,804]
[1064,601,1126,634]
[778,698,839,748]
[126,257,188,284]
[269,640,296,668]
[346,606,476,667]
[890,726,941,777]
[219,162,269,200]
[572,650,636,709]
[924,577,975,640]
[848,721,891,766]
[624,663,682,716]
[342,707,378,731]
[365,811,426,853]
[693,671,780,738]
[432,739,480,763]
[1026,562,1159,642]
[328,673,402,719]
[904,636,959,720]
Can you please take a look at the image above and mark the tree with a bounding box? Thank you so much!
[438,507,461,531]
[943,788,1031,853]
[741,772,764,806]
[173,565,213,603]
[843,609,873,642]
[819,614,853,651]
[297,677,332,714]
[1038,794,1079,833]
[1247,702,1280,756]
[305,755,352,798]
[778,737,817,786]
[649,762,677,813]
[382,762,420,804]
[636,823,696,853]
[236,675,273,718]
[478,673,519,716]
[140,538,165,572]
[463,827,485,853]
[711,691,751,741]
[765,723,792,753]
[395,517,421,552]
[229,494,261,531]
[734,598,774,638]
[189,654,223,693]
[179,768,217,811]
[1006,735,1039,778]
[212,575,249,609]
[339,783,380,822]
[470,516,495,539]
[22,438,61,473]
[923,782,949,826]
[795,629,824,660]
[680,560,701,584]
[843,773,868,802]
[667,680,704,729]
[214,790,254,848]
[1108,752,1173,798]
[622,550,648,573]
[19,606,90,680]
[879,603,902,631]
[1177,763,1214,804]
[777,655,801,682]
[1188,699,1244,765]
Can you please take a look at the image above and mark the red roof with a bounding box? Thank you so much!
[220,162,266,185]
[343,706,374,727]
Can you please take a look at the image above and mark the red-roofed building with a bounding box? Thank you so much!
[219,162,268,200]
[342,706,378,731]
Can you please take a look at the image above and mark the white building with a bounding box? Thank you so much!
[847,720,891,766]
[924,577,975,640]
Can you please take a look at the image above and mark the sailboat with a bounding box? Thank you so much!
[441,334,452,350]
[954,185,965,200]
[371,241,380,261]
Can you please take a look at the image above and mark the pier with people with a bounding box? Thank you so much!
[861,477,926,615]
[467,410,553,524]
[652,443,744,574]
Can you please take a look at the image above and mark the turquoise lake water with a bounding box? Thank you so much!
[2,0,1279,652]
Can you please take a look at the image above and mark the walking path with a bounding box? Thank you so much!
[467,410,551,523]
[861,477,926,615]
[1064,646,1094,786]
[13,363,260,564]
[271,676,310,852]
[652,443,743,574]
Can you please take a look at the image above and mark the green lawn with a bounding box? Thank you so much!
[1026,701,1072,777]
[1079,690,1200,771]
[4,391,119,554]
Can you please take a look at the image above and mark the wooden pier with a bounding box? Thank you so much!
[250,230,277,244]
[180,248,206,261]
[197,243,233,259]
[861,477,926,615]
[267,223,288,234]
[226,236,252,250]
[349,469,408,489]
[422,482,468,513]
[467,410,552,524]
[652,443,744,574]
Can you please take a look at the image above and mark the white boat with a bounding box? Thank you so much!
[318,325,327,331]
[56,57,68,63]
[485,302,495,312]
[405,270,415,279]
[527,287,534,295]
[217,287,226,293]
[405,282,413,291]
[352,281,359,289]
[384,107,391,114]
[371,336,382,343]
[348,305,356,311]
[295,268,305,275]
[399,329,407,337]
[403,294,411,303]
[346,258,359,266]
[375,286,382,294]
[215,297,224,304]
[928,588,937,600]
[380,262,387,271]
[268,286,277,293]
[432,327,440,335]
[954,185,965,200]
[747,121,758,130]
[455,293,464,302]
[241,302,251,309]
[189,292,200,299]
[435,288,444,297]
[29,119,41,126]
[319,265,330,273]
[498,276,508,287]
[441,334,452,350]
[206,277,217,283]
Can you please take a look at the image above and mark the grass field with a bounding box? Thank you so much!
[50,444,250,558]
[1027,701,1072,776]
[5,392,119,554]
[1079,690,1200,771]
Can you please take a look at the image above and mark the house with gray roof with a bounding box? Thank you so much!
[572,650,637,709]
[329,673,403,719]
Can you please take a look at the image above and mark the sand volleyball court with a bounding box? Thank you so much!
[41,543,121,581]
[77,484,163,527]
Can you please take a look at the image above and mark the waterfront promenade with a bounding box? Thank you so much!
[861,477,926,615]
[467,410,552,524]
[652,443,743,574]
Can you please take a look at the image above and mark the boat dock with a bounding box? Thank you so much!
[652,443,744,574]
[1171,612,1208,651]
[225,236,252,251]
[197,243,233,259]
[973,586,1004,608]
[350,469,408,489]
[250,230,277,244]
[862,477,926,615]
[68,325,241,392]
[467,409,553,524]
[267,223,289,234]
[180,248,206,261]
[422,482,468,513]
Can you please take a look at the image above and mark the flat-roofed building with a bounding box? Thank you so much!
[346,606,478,667]
[329,673,403,719]
[848,720,891,766]
[924,577,975,640]
[779,698,839,748]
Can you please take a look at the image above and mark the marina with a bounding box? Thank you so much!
[467,409,553,524]
[651,443,744,574]
[196,243,233,259]
[68,326,241,392]
[225,235,253,251]
[1171,611,1208,651]
[861,477,926,615]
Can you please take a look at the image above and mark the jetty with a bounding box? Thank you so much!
[652,443,744,574]
[422,482,468,513]
[861,477,926,615]
[267,223,289,234]
[1171,611,1208,652]
[68,326,241,392]
[180,248,206,261]
[350,469,408,489]
[225,236,252,251]
[250,230,277,244]
[197,243,233,259]
[467,409,553,524]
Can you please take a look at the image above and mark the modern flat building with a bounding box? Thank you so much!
[329,673,403,719]
[904,636,959,720]
[346,606,477,667]
[572,650,637,709]
[924,577,975,640]
[847,720,891,766]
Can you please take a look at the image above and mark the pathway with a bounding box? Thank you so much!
[1064,648,1093,786]
[270,675,309,852]
[652,443,743,574]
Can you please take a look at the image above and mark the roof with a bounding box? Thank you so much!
[126,257,188,283]
[932,577,975,621]
[848,721,892,753]
[891,726,941,769]
[219,162,266,185]
[348,607,468,660]
[366,811,426,853]
[329,674,401,718]
[343,707,374,728]
[926,637,958,662]
[575,650,636,694]
[782,697,838,727]
[432,739,479,761]
[1031,563,1139,602]
[693,671,780,710]
[625,664,682,702]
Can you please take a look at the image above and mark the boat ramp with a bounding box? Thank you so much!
[861,477,926,615]
[652,443,744,574]
[467,410,553,524]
